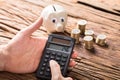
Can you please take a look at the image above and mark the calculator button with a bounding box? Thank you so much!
[44,59,48,62]
[40,71,44,75]
[41,67,45,71]
[56,57,61,61]
[46,68,50,72]
[46,51,50,54]
[61,58,67,62]
[45,55,49,58]
[52,52,56,55]
[42,63,46,66]
[62,54,68,58]
[60,62,65,66]
[50,56,55,60]
[57,53,62,56]
[45,71,51,77]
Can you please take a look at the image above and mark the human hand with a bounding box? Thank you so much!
[3,17,78,75]
[50,51,78,80]
[4,17,47,73]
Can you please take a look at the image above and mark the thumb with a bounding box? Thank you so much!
[50,60,62,80]
[20,17,43,36]
[64,77,73,80]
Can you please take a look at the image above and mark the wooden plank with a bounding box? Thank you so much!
[0,0,120,80]
[0,72,37,80]
[77,0,120,14]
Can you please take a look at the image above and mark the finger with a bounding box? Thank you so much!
[20,17,43,36]
[63,77,73,80]
[50,60,62,80]
[69,59,76,67]
[71,51,78,59]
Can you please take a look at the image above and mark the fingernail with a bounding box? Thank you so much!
[74,53,78,58]
[68,77,73,80]
[50,60,55,65]
[73,52,78,58]
[72,60,76,66]
[50,60,58,67]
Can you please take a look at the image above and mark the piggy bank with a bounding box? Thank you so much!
[41,4,67,34]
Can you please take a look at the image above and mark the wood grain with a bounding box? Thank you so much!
[0,0,120,80]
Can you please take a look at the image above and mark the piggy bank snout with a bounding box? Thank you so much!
[56,24,64,32]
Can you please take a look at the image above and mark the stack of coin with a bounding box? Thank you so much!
[71,28,81,44]
[96,34,106,46]
[83,36,94,49]
[85,30,94,37]
[77,20,87,35]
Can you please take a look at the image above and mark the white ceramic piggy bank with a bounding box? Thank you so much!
[41,4,67,34]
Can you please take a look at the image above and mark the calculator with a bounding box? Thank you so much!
[36,34,75,80]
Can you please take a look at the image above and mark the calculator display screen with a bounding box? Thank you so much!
[48,44,69,52]
[52,38,70,45]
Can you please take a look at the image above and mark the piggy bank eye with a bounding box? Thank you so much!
[52,18,57,23]
[60,17,65,22]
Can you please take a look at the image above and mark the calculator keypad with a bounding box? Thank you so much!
[39,50,68,78]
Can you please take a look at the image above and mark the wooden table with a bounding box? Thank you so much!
[0,0,120,80]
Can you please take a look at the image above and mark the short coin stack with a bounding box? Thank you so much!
[71,28,80,44]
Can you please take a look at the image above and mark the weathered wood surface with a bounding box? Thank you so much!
[0,0,120,80]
